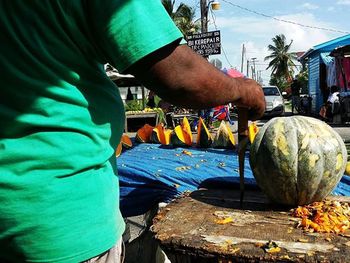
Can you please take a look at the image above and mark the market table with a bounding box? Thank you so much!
[118,142,350,217]
[124,111,159,132]
[151,189,350,263]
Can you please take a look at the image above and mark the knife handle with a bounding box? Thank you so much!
[238,107,249,139]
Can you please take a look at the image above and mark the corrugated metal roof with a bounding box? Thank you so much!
[313,34,350,51]
[299,34,350,61]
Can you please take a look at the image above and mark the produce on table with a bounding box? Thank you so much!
[345,162,350,176]
[150,123,172,145]
[212,120,236,149]
[250,116,348,206]
[248,122,259,143]
[135,124,154,143]
[121,134,132,149]
[196,117,213,148]
[115,134,132,157]
[170,116,193,147]
[115,142,122,158]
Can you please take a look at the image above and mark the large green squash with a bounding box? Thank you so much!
[250,116,348,206]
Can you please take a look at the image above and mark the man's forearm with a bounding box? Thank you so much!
[126,42,265,119]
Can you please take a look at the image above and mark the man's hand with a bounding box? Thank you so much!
[232,78,266,120]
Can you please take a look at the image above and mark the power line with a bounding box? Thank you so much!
[210,8,234,68]
[221,0,350,34]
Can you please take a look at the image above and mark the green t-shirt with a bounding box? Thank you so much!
[0,1,182,262]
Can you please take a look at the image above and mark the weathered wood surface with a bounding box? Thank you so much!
[151,189,350,262]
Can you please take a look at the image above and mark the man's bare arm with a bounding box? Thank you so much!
[125,41,265,120]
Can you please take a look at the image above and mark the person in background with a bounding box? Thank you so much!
[126,87,135,102]
[291,78,301,114]
[146,90,156,108]
[0,1,265,262]
[326,85,340,121]
[327,85,340,104]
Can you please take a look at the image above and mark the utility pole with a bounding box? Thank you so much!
[200,0,209,33]
[200,1,220,33]
[240,44,245,73]
[257,70,264,85]
[200,1,220,59]
[251,57,257,80]
[246,60,250,77]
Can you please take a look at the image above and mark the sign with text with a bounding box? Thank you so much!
[187,30,221,57]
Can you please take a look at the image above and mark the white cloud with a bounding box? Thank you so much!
[272,13,336,51]
[301,3,319,10]
[337,0,350,5]
[210,12,342,80]
[215,12,338,52]
[327,6,335,11]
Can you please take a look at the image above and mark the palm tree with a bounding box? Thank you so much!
[162,0,200,38]
[264,34,298,81]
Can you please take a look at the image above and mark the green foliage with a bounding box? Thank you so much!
[265,34,298,81]
[269,74,289,92]
[296,70,309,94]
[124,100,143,111]
[270,69,308,94]
[161,0,200,38]
[153,108,166,125]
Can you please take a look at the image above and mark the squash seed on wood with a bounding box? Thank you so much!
[298,238,309,243]
[262,241,281,253]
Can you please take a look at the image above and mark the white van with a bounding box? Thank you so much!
[262,86,285,117]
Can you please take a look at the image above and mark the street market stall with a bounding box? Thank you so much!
[330,45,350,124]
[299,34,350,119]
[117,141,350,218]
[118,141,350,261]
[117,115,350,262]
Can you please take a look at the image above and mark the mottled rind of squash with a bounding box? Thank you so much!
[212,121,235,149]
[250,116,348,206]
[196,117,213,148]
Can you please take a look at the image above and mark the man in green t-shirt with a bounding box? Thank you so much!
[0,0,265,262]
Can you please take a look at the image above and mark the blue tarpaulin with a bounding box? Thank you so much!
[118,141,350,217]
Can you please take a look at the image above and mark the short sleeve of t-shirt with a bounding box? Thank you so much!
[87,0,184,72]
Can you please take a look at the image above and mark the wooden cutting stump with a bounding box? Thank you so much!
[151,189,350,263]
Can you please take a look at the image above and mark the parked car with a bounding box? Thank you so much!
[262,86,285,117]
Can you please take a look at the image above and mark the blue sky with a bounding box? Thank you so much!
[178,0,350,84]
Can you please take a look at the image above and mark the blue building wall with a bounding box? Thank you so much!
[302,34,350,114]
[308,54,321,113]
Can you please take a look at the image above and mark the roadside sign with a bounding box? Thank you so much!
[187,30,221,57]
